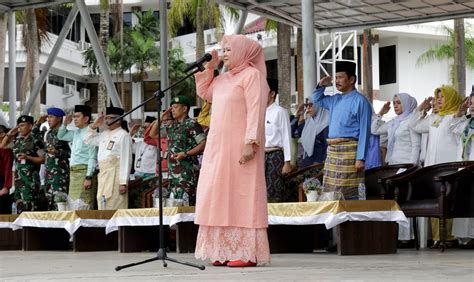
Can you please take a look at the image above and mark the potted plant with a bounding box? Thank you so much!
[54,193,68,211]
[302,177,322,202]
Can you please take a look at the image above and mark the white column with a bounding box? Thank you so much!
[8,11,16,127]
[131,82,143,120]
[301,0,315,100]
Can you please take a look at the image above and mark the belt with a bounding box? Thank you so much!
[70,164,88,171]
[265,147,282,153]
[327,138,357,145]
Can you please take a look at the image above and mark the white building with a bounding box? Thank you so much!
[3,1,473,122]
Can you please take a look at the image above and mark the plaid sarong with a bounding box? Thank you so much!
[323,140,363,199]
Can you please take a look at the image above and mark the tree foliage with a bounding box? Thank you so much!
[417,24,474,83]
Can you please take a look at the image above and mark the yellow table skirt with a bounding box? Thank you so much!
[105,200,408,234]
[11,210,117,236]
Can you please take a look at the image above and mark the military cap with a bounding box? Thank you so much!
[170,95,190,107]
[47,107,66,117]
[144,116,156,123]
[106,106,125,116]
[17,115,34,125]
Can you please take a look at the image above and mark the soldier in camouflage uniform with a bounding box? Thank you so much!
[2,116,45,213]
[34,108,71,210]
[147,96,206,206]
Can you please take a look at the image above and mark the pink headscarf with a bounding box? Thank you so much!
[222,35,268,85]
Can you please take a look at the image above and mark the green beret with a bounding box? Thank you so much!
[170,95,190,107]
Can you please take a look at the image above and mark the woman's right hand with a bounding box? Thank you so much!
[239,144,256,165]
[378,101,391,116]
[455,97,469,118]
[417,97,433,112]
[206,49,219,70]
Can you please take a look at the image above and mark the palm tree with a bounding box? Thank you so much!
[417,22,474,93]
[265,19,293,110]
[0,14,7,105]
[168,0,239,105]
[97,0,110,114]
[19,8,49,117]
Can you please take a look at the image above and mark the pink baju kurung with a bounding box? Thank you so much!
[194,35,270,265]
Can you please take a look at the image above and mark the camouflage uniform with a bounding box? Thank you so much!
[43,127,71,207]
[12,134,45,212]
[166,117,205,206]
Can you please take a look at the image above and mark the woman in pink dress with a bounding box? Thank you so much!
[193,34,270,267]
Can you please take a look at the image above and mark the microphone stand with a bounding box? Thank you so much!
[112,64,206,271]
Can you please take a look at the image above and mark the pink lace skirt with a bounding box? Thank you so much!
[194,225,271,265]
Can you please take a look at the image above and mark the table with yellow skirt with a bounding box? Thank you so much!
[106,200,408,255]
[11,210,117,251]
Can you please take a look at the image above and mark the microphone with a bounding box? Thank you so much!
[184,53,213,72]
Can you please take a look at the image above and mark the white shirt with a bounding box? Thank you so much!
[410,112,461,166]
[84,126,132,185]
[132,139,157,174]
[372,114,421,165]
[265,103,292,161]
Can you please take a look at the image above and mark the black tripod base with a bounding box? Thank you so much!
[115,248,205,271]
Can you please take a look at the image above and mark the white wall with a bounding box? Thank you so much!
[46,84,81,111]
[377,33,474,104]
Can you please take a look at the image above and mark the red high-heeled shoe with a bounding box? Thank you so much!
[212,260,229,266]
[227,260,257,267]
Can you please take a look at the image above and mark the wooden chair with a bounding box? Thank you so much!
[283,163,324,202]
[365,163,418,199]
[385,161,474,251]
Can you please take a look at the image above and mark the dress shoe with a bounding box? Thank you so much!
[212,260,229,266]
[227,260,257,267]
[325,244,338,252]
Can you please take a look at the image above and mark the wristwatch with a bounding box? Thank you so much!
[183,152,188,158]
[85,175,93,180]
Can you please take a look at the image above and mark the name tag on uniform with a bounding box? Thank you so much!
[106,141,115,150]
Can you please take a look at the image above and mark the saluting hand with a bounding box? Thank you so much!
[378,102,391,116]
[455,97,469,118]
[64,114,73,125]
[319,76,332,87]
[91,114,105,129]
[36,114,48,126]
[130,123,141,136]
[417,97,433,112]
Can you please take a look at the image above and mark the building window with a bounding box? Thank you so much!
[379,45,396,85]
[48,74,64,87]
[66,78,75,87]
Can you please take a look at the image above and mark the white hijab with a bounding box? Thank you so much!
[387,93,417,160]
[301,106,329,157]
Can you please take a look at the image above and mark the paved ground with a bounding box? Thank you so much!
[0,249,473,281]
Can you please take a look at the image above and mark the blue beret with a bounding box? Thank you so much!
[47,107,66,117]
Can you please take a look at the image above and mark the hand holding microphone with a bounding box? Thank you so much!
[184,52,213,72]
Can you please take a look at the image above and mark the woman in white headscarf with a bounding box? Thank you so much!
[372,93,420,244]
[372,93,421,165]
[292,102,329,168]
